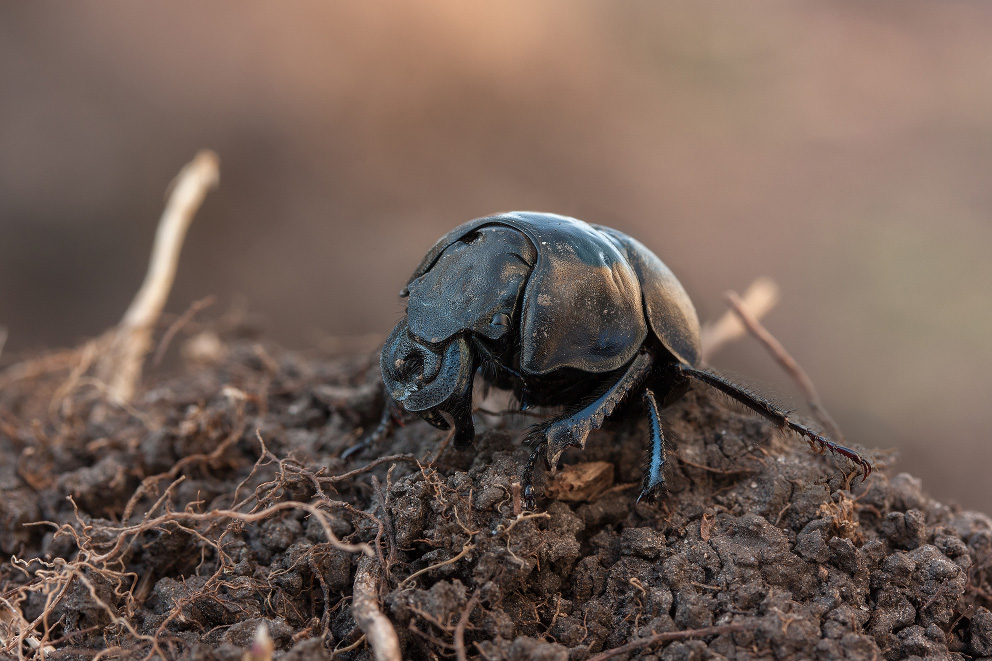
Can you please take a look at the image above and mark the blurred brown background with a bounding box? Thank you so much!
[1,2,990,511]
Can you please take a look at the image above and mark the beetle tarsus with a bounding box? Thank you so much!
[526,420,582,471]
[788,422,873,481]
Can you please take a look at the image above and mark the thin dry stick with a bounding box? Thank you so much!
[586,623,747,661]
[700,277,779,363]
[320,454,421,484]
[0,348,81,390]
[352,555,401,661]
[725,290,845,442]
[454,591,480,661]
[398,543,475,589]
[333,633,367,655]
[244,622,275,661]
[95,500,372,561]
[97,150,220,405]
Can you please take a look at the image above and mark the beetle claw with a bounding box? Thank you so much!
[636,484,663,504]
[341,439,368,460]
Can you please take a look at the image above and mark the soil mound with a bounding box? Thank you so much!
[1,339,990,660]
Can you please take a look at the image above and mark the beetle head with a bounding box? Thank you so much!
[381,225,538,448]
[380,321,476,447]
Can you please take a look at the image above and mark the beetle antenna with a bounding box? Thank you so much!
[674,363,873,480]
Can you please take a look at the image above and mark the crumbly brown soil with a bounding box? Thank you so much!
[2,337,991,660]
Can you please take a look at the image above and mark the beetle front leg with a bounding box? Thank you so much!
[525,350,657,473]
[442,379,476,450]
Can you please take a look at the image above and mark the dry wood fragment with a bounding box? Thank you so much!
[700,277,779,362]
[454,591,481,661]
[544,461,615,502]
[724,289,845,441]
[97,150,219,406]
[353,555,402,661]
[587,623,747,661]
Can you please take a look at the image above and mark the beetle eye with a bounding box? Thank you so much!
[490,312,510,328]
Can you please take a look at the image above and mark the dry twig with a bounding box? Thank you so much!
[399,543,475,589]
[97,150,219,406]
[244,622,275,661]
[321,454,421,484]
[586,623,747,661]
[454,591,481,661]
[724,290,845,441]
[353,555,401,661]
[700,277,779,362]
[152,295,217,367]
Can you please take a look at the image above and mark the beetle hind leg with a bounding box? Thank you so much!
[675,363,874,480]
[537,351,655,469]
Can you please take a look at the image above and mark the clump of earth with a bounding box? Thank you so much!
[1,333,990,660]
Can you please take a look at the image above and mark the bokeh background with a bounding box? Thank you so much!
[2,2,990,511]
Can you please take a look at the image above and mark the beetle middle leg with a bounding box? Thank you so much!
[638,388,668,501]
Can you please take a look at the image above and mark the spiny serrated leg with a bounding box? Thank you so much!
[521,350,656,507]
[638,388,667,501]
[674,363,873,480]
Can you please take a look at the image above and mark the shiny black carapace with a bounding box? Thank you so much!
[379,212,871,502]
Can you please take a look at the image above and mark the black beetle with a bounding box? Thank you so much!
[377,211,871,502]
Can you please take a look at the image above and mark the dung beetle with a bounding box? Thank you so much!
[377,211,871,503]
